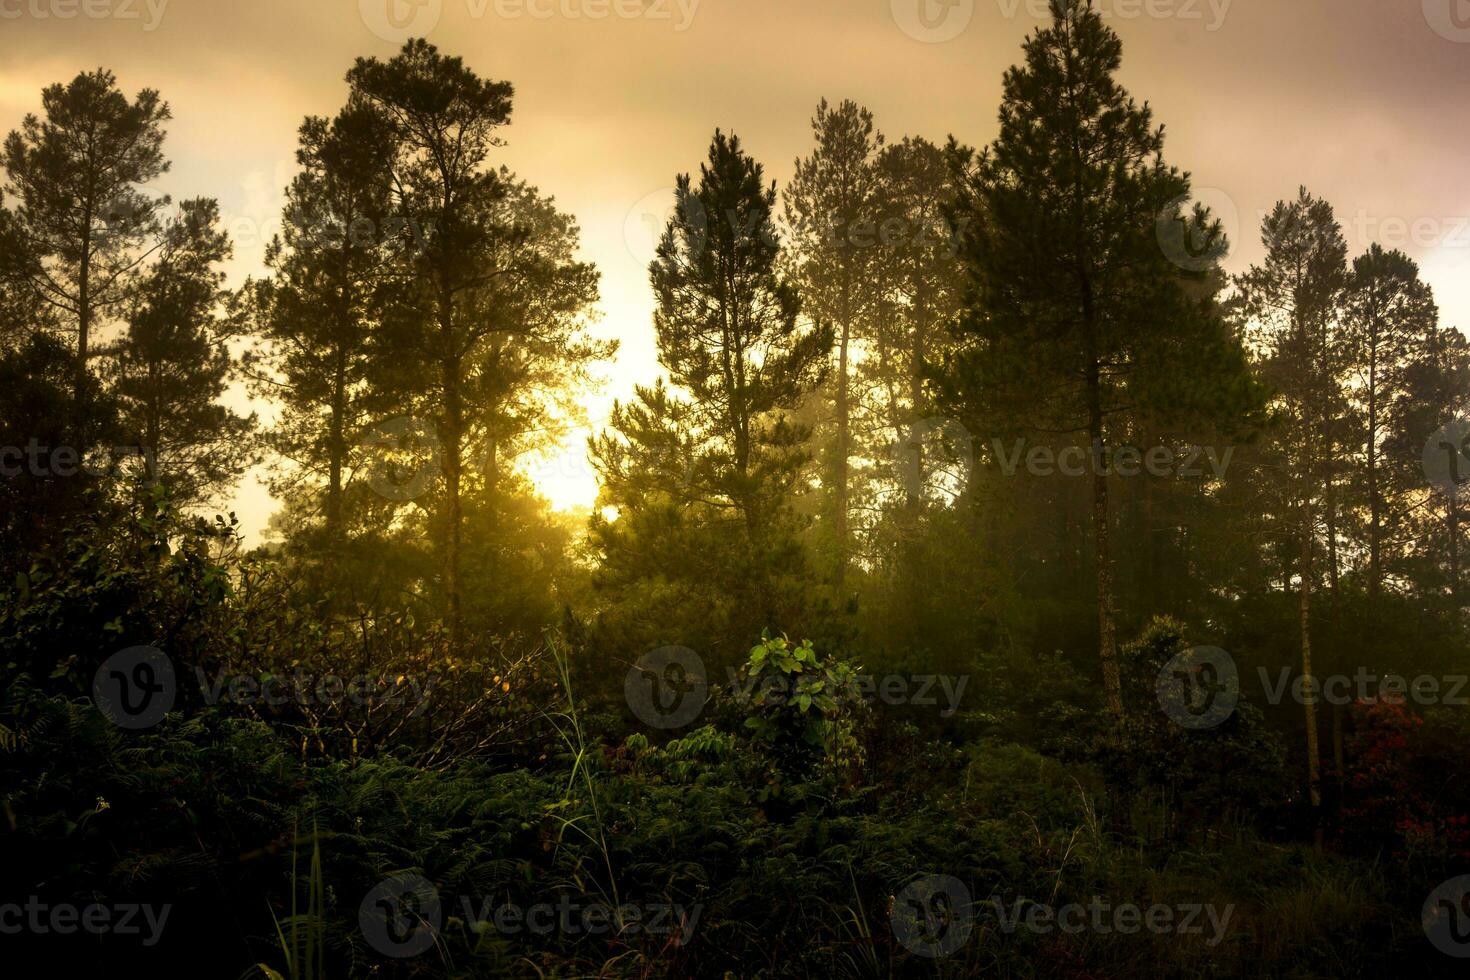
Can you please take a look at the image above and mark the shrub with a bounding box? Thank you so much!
[731,633,868,782]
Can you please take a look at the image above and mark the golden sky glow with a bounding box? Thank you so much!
[5,0,1469,539]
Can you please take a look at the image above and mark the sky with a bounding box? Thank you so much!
[4,0,1470,543]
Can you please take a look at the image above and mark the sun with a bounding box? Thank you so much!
[522,433,602,512]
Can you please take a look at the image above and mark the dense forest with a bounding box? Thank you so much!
[2,1,1469,976]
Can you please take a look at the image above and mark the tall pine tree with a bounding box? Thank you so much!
[591,131,832,662]
[945,0,1256,723]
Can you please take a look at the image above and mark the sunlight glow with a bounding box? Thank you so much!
[522,433,601,512]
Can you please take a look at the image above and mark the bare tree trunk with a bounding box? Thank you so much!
[145,360,161,485]
[907,293,927,507]
[1367,355,1382,613]
[1324,476,1341,598]
[1299,506,1323,847]
[1093,445,1122,720]
[832,272,853,588]
[1082,292,1122,725]
[1451,495,1463,608]
[1087,373,1122,723]
[1069,94,1122,723]
[439,289,464,650]
[485,431,500,585]
[76,229,94,421]
[835,312,850,586]
[327,348,346,540]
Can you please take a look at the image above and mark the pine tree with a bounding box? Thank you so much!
[865,135,964,511]
[250,99,400,542]
[1236,188,1350,838]
[346,39,515,646]
[651,130,832,543]
[591,131,832,659]
[1340,245,1439,617]
[3,69,170,395]
[442,172,607,589]
[346,41,605,644]
[784,99,883,585]
[1394,324,1470,609]
[945,0,1255,724]
[112,198,255,508]
[0,203,56,344]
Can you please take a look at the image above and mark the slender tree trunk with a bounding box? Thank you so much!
[1082,300,1122,724]
[1322,414,1340,598]
[326,348,346,540]
[1138,427,1161,617]
[1299,501,1323,847]
[907,293,927,507]
[1324,476,1340,598]
[1091,433,1122,722]
[1367,351,1382,612]
[77,239,92,407]
[719,280,755,540]
[485,431,500,585]
[834,270,858,590]
[1064,51,1122,724]
[439,288,463,649]
[443,392,463,648]
[1322,436,1340,833]
[327,253,357,542]
[145,360,161,484]
[907,354,924,507]
[834,290,851,587]
[1450,495,1463,608]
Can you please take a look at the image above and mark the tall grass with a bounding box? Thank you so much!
[249,818,327,980]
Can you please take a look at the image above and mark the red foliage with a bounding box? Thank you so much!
[1338,699,1470,861]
